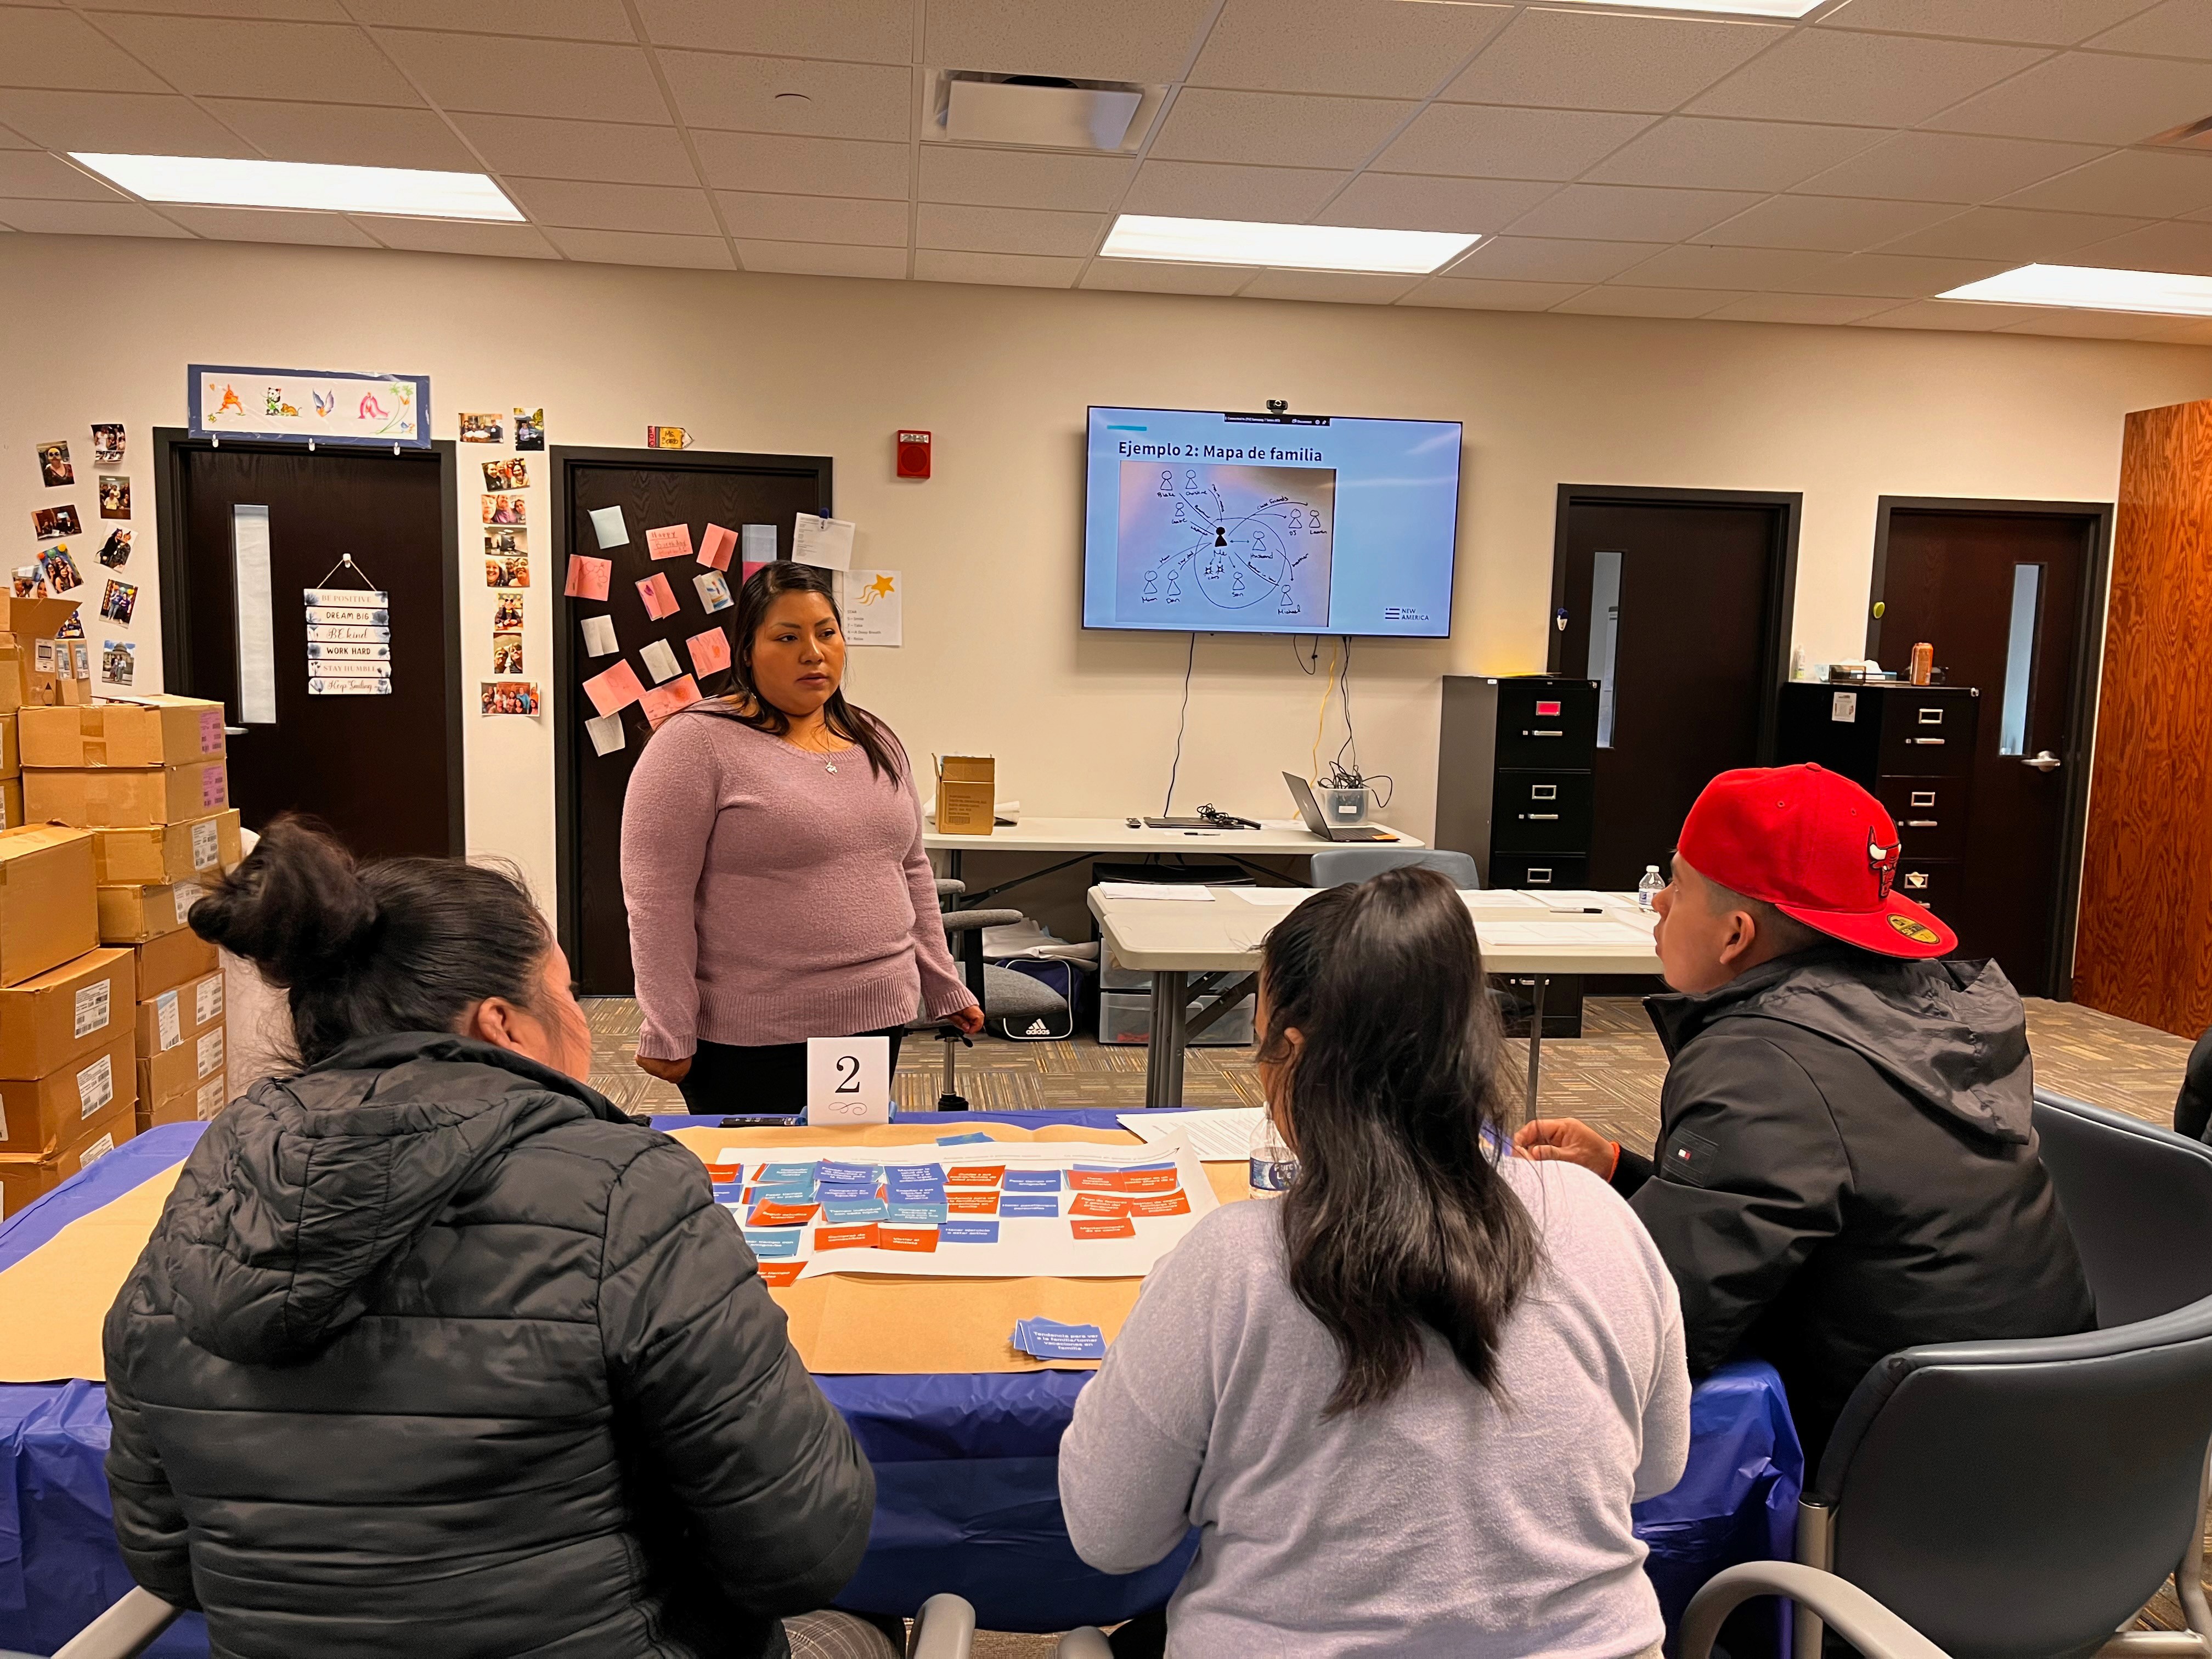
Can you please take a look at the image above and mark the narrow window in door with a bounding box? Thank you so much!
[1998,562,2041,757]
[1586,549,1623,748]
[233,504,277,725]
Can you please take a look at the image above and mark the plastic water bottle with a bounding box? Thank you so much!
[1638,865,1665,910]
[1248,1111,1299,1198]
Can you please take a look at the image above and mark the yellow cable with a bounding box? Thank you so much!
[1312,638,1338,780]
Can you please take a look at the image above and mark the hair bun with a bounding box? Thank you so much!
[190,815,380,989]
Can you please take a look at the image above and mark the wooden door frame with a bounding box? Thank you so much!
[1546,484,1804,763]
[1867,495,2114,1002]
[549,444,834,967]
[151,426,466,854]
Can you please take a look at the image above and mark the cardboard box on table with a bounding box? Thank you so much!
[19,696,226,770]
[0,1102,133,1221]
[22,758,229,828]
[0,946,134,1082]
[0,826,98,989]
[93,809,242,886]
[136,927,218,1001]
[137,1017,224,1115]
[98,881,206,945]
[0,1028,134,1156]
[934,754,996,836]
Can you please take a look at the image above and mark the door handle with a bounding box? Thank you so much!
[2024,751,2061,772]
[223,726,247,736]
[1905,820,1938,828]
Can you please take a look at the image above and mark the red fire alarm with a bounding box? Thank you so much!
[896,430,932,479]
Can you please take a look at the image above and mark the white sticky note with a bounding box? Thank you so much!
[792,513,855,571]
[842,569,900,647]
[807,1035,891,1125]
[589,505,629,549]
[639,637,681,683]
[585,712,627,755]
[742,523,776,562]
[580,614,618,657]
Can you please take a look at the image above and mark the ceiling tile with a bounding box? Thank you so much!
[452,114,697,185]
[660,51,911,143]
[1686,31,2042,126]
[1376,105,1653,182]
[1190,0,1510,99]
[160,204,379,242]
[1122,159,1347,221]
[0,150,121,199]
[692,132,909,199]
[1875,205,2154,261]
[715,189,907,245]
[1700,291,1900,324]
[1151,89,1413,172]
[1792,131,2104,203]
[736,238,905,278]
[1587,118,1886,193]
[2064,219,2212,276]
[2084,1,2212,60]
[1504,183,1767,242]
[1444,9,1784,114]
[1931,53,2212,145]
[923,0,1216,83]
[545,227,735,267]
[1399,274,1588,309]
[2000,151,2212,218]
[1818,0,2156,47]
[1448,234,1663,283]
[1812,251,2012,296]
[0,197,190,235]
[1551,286,1741,317]
[347,0,634,39]
[1316,173,1555,233]
[366,216,557,256]
[1081,257,1256,294]
[1695,194,1966,251]
[634,0,911,64]
[95,16,423,103]
[374,31,665,121]
[504,177,718,234]
[0,89,247,154]
[914,248,1084,287]
[1618,242,1845,289]
[81,0,349,18]
[1241,269,1423,303]
[1848,298,2016,330]
[918,201,1103,255]
[1992,306,2165,339]
[0,9,171,92]
[919,147,1132,211]
[204,99,479,168]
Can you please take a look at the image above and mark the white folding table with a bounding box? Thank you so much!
[1087,885,1664,1113]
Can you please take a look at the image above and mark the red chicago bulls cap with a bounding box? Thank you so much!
[1676,763,1955,958]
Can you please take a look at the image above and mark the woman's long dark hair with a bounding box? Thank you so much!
[1261,866,1539,1415]
[689,560,901,782]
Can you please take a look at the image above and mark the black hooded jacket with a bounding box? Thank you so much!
[1612,950,2096,1462]
[103,1032,874,1659]
[2175,1025,2212,1146]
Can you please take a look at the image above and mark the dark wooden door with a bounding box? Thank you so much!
[1551,494,1797,889]
[1873,504,2103,997]
[155,433,461,859]
[554,448,832,995]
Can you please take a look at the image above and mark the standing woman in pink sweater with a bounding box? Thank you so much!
[622,561,982,1113]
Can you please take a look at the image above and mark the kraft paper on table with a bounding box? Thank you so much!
[0,1124,1248,1384]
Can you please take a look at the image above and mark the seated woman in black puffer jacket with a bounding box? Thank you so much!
[104,816,891,1659]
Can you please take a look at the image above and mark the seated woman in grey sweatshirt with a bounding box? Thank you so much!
[1059,866,1691,1659]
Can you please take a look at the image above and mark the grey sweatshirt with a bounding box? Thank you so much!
[1059,1160,1690,1659]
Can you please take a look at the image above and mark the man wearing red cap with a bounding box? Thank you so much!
[1519,763,2093,1460]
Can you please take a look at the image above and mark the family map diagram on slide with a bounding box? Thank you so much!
[1118,461,1334,627]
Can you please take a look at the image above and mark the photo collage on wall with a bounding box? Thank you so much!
[25,423,133,688]
[469,407,546,716]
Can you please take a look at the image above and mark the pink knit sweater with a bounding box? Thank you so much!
[620,707,974,1057]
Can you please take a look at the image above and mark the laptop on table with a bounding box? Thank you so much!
[1283,772,1398,842]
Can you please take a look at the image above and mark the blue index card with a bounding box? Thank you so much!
[1003,1169,1061,1192]
[1000,1194,1060,1217]
[822,1198,889,1223]
[817,1183,879,1203]
[817,1161,877,1185]
[942,1220,1000,1245]
[938,1132,993,1146]
[744,1231,800,1259]
[888,1183,945,1205]
[886,1163,945,1184]
[1024,1324,1105,1360]
[889,1200,949,1224]
[759,1163,815,1183]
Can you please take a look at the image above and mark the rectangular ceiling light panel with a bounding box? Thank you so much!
[1103,214,1480,274]
[1410,0,1824,14]
[69,154,523,221]
[1940,263,2212,317]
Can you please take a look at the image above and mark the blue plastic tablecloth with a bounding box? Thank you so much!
[0,1117,1799,1651]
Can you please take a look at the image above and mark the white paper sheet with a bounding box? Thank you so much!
[792,512,856,571]
[842,569,900,646]
[639,638,681,683]
[1476,920,1655,948]
[585,712,626,756]
[1227,887,1317,907]
[1097,882,1214,902]
[742,523,777,562]
[1524,890,1628,910]
[1121,1107,1263,1161]
[589,505,629,549]
[580,615,618,657]
[1459,889,1551,910]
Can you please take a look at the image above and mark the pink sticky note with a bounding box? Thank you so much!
[639,673,701,727]
[646,523,693,561]
[564,556,611,600]
[687,626,732,679]
[635,571,679,620]
[582,660,645,717]
[698,524,736,571]
[741,559,770,589]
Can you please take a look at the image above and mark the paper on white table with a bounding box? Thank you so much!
[1459,889,1551,909]
[1227,887,1316,907]
[1097,882,1214,902]
[1527,890,1631,910]
[1477,920,1656,948]
[1121,1107,1263,1161]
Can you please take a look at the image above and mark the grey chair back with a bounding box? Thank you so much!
[2032,1090,2212,1327]
[1810,1295,2212,1659]
[1308,848,1481,890]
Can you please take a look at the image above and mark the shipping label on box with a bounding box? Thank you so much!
[196,1024,224,1081]
[0,1030,134,1154]
[0,826,99,990]
[0,946,132,1079]
[935,754,996,836]
[197,1072,224,1120]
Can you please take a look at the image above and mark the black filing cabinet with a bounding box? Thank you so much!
[1436,675,1600,889]
[1775,682,1979,915]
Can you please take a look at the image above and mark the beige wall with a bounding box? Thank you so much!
[7,232,2210,911]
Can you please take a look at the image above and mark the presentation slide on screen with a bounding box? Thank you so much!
[1083,408,1462,637]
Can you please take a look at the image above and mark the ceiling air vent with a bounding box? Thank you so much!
[2144,116,2212,151]
[929,72,1158,152]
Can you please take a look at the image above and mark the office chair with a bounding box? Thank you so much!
[1307,847,1481,889]
[2029,1090,2212,1326]
[911,881,1068,1109]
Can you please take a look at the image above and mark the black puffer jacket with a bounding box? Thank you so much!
[1614,950,2095,1464]
[103,1033,874,1659]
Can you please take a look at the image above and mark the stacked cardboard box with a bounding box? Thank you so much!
[0,594,91,715]
[132,922,225,1130]
[0,825,137,1220]
[0,695,16,832]
[22,696,231,829]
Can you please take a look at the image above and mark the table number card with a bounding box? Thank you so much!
[807,1035,891,1125]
